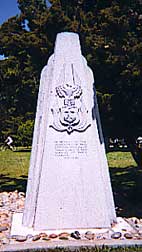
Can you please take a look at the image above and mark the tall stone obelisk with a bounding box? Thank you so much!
[23,32,116,230]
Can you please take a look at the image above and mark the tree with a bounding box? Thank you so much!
[0,1,50,143]
[88,1,142,168]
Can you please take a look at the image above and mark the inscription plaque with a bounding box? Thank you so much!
[54,140,87,159]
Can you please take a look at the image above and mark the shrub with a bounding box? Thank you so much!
[17,119,34,147]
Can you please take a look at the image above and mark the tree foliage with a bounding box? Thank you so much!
[0,0,142,166]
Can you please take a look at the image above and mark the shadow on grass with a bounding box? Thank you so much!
[15,147,31,152]
[0,174,27,192]
[0,164,142,218]
[15,149,31,152]
[106,147,130,153]
[110,165,142,218]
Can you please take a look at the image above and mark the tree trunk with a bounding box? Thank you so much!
[125,136,142,169]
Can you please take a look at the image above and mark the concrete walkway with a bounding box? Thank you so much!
[1,239,142,252]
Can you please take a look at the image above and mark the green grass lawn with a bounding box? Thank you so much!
[0,148,30,192]
[107,151,142,218]
[107,151,137,168]
[0,148,142,218]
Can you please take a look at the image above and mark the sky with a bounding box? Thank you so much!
[0,0,50,25]
[0,0,49,59]
[0,0,20,25]
[0,0,20,59]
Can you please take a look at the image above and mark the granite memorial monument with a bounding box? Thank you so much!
[22,32,116,230]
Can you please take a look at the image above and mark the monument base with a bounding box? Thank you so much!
[11,213,134,237]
